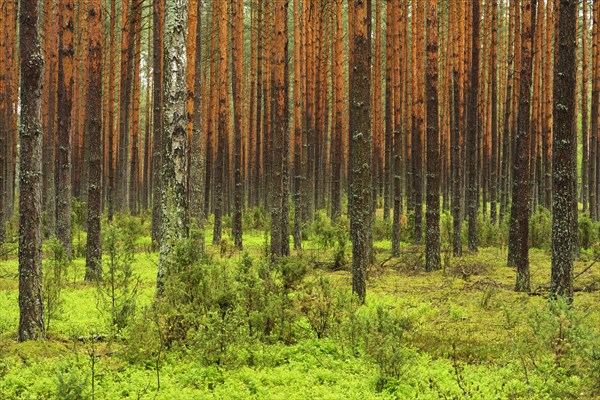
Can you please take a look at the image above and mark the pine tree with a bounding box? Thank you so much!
[551,0,576,301]
[84,0,103,281]
[19,0,46,341]
[425,0,441,271]
[349,0,372,302]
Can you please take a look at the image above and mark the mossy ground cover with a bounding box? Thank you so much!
[0,212,599,399]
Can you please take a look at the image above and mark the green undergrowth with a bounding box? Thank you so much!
[0,211,598,399]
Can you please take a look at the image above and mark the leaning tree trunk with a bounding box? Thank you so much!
[19,0,45,341]
[84,0,103,281]
[551,0,576,301]
[157,0,189,292]
[425,0,440,272]
[349,0,372,303]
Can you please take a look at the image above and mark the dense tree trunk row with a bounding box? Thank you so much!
[10,0,590,339]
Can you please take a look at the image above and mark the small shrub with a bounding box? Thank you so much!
[529,206,551,250]
[372,218,391,242]
[55,366,90,400]
[43,238,69,332]
[96,222,139,333]
[579,213,595,250]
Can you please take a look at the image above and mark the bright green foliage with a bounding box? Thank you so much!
[96,219,140,332]
[43,238,69,332]
[0,215,599,399]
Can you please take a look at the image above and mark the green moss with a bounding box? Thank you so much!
[0,216,598,399]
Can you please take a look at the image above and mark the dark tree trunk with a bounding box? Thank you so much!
[349,0,372,303]
[425,0,440,272]
[56,0,74,258]
[582,0,590,213]
[189,0,204,246]
[151,0,164,245]
[509,0,537,292]
[551,0,576,301]
[232,0,243,250]
[489,0,498,224]
[270,0,289,258]
[412,0,424,245]
[466,0,480,252]
[85,0,103,281]
[19,0,45,341]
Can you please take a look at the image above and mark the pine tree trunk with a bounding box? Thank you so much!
[212,1,228,245]
[331,0,344,220]
[349,0,372,303]
[412,0,424,245]
[232,0,244,250]
[151,0,164,244]
[18,0,45,341]
[582,0,590,213]
[293,0,305,249]
[85,0,103,281]
[425,0,440,271]
[270,0,289,258]
[509,0,537,292]
[551,0,576,301]
[56,0,74,258]
[490,0,498,223]
[157,0,189,292]
[466,0,480,252]
[41,0,57,237]
[189,0,204,245]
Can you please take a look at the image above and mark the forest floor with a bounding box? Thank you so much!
[0,214,599,399]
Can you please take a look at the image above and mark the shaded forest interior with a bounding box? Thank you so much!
[1,0,600,398]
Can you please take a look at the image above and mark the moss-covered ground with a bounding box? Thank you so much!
[0,211,598,399]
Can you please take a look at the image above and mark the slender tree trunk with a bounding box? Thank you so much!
[509,0,537,292]
[391,0,404,256]
[425,0,440,271]
[189,0,204,246]
[590,0,599,220]
[42,0,57,237]
[451,0,464,256]
[331,0,344,221]
[270,0,289,258]
[582,0,590,213]
[212,1,228,245]
[19,0,45,341]
[56,0,74,258]
[551,0,576,301]
[231,0,244,250]
[0,4,6,244]
[293,0,305,249]
[466,0,480,252]
[158,0,189,292]
[85,0,103,281]
[151,0,164,244]
[490,0,498,223]
[412,0,424,244]
[129,3,142,215]
[349,0,372,303]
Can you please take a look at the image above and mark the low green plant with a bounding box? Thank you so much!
[96,222,139,333]
[43,238,69,332]
[529,205,552,250]
[55,366,90,400]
